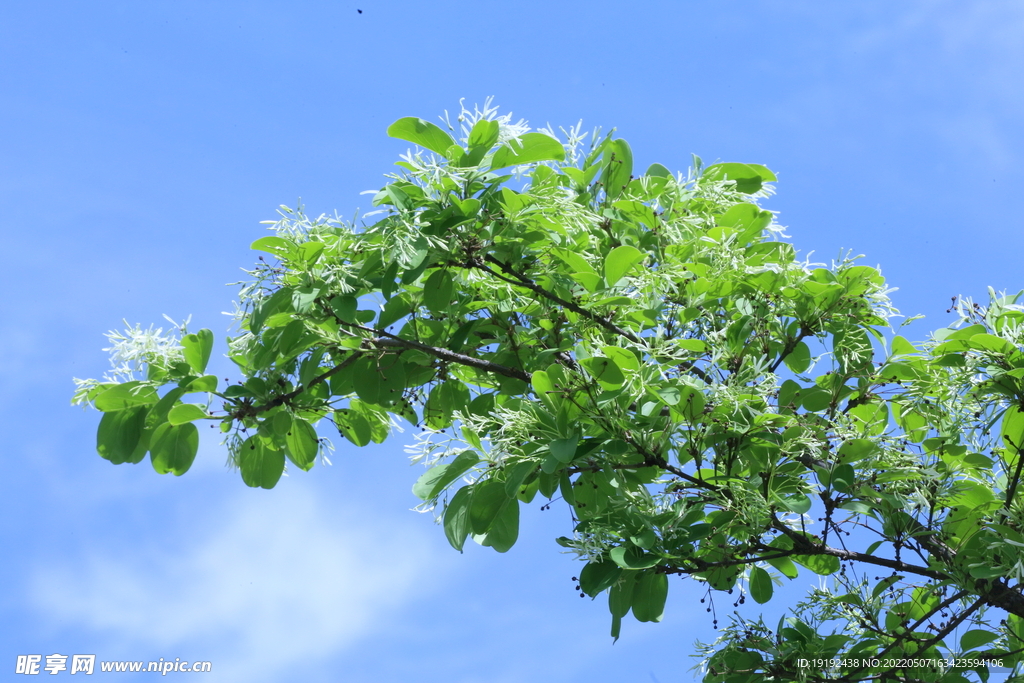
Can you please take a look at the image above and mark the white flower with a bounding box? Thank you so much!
[445,97,531,148]
[100,318,188,382]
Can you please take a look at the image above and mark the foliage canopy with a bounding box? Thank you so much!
[75,102,1024,682]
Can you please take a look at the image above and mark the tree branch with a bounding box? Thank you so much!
[770,517,950,581]
[334,318,533,383]
[243,351,361,416]
[475,254,644,344]
[368,336,530,382]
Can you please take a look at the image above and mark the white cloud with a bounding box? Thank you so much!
[851,0,1024,111]
[30,486,443,681]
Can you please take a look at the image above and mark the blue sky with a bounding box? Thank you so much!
[2,2,1023,681]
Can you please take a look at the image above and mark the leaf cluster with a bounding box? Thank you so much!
[74,107,1024,681]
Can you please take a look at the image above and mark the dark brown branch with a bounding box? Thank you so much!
[795,453,1024,618]
[369,336,530,382]
[770,516,949,581]
[836,595,986,683]
[659,550,799,574]
[473,254,712,383]
[335,318,532,383]
[476,254,643,344]
[1003,433,1024,509]
[245,352,361,416]
[866,589,969,668]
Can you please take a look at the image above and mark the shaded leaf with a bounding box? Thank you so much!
[150,422,199,476]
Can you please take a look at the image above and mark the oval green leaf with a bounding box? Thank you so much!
[490,133,565,169]
[96,405,148,464]
[285,417,319,471]
[181,329,214,375]
[94,382,159,412]
[167,403,208,426]
[469,479,509,535]
[387,117,458,156]
[443,486,473,552]
[749,566,774,604]
[237,435,285,489]
[478,498,519,553]
[149,422,199,476]
[580,559,623,597]
[600,138,633,200]
[604,245,645,286]
[631,571,668,623]
[412,450,480,501]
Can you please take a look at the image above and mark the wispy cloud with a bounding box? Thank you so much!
[30,486,443,680]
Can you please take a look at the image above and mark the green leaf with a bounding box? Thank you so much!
[604,245,645,286]
[334,406,372,447]
[609,544,660,570]
[580,356,625,389]
[422,269,455,314]
[351,357,383,405]
[185,375,218,393]
[532,370,557,410]
[891,335,917,356]
[443,486,473,552]
[1002,406,1024,450]
[793,553,840,576]
[298,241,324,267]
[608,570,637,619]
[718,202,772,240]
[181,329,214,374]
[580,559,623,597]
[237,435,285,489]
[503,461,537,498]
[373,354,408,405]
[549,436,578,464]
[96,406,148,464]
[250,235,293,259]
[292,285,322,314]
[765,555,799,580]
[800,387,832,412]
[412,450,480,501]
[960,629,999,652]
[654,385,680,406]
[387,117,458,156]
[646,162,671,178]
[145,387,187,429]
[831,463,856,493]
[94,382,159,412]
[478,497,519,553]
[285,417,319,471]
[749,566,774,604]
[249,286,293,334]
[329,295,358,323]
[167,403,207,425]
[469,479,510,535]
[837,438,879,462]
[779,493,812,514]
[424,381,469,429]
[460,119,500,166]
[603,346,639,372]
[490,133,565,169]
[631,571,668,622]
[600,138,633,200]
[553,248,602,292]
[149,422,199,476]
[378,295,411,330]
[783,341,811,374]
[704,162,775,194]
